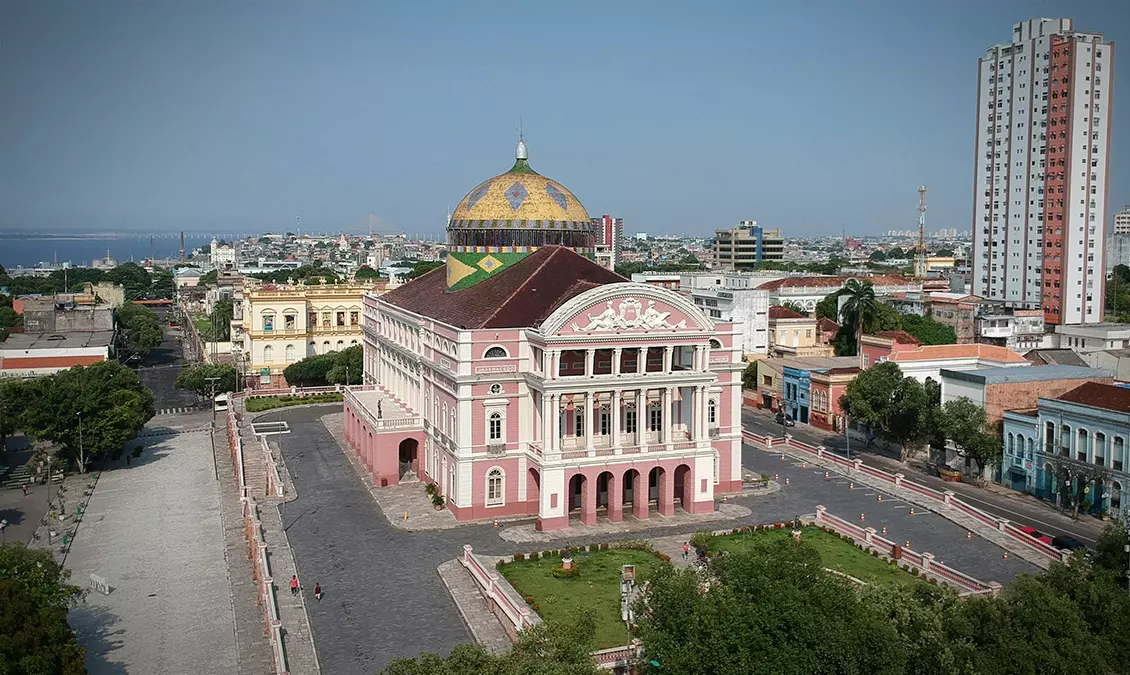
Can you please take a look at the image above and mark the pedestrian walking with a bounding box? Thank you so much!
[682,542,689,561]
[377,400,383,419]
[313,583,322,602]
[289,575,299,596]
[21,483,29,497]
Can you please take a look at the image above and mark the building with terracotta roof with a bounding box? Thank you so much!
[861,332,1030,383]
[342,139,743,530]
[0,331,115,379]
[1002,381,1129,518]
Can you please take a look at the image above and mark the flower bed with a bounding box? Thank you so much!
[497,545,665,648]
[245,392,343,412]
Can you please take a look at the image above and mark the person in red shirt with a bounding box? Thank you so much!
[289,575,299,595]
[313,583,322,602]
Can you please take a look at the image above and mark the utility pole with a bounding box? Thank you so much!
[77,411,85,474]
[205,376,221,424]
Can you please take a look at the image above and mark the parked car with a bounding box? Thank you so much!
[775,411,796,427]
[1052,534,1087,552]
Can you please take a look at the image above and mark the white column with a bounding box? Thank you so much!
[548,350,557,380]
[696,385,706,441]
[636,388,646,447]
[612,390,623,452]
[663,346,674,373]
[638,348,647,374]
[585,349,595,377]
[584,391,594,452]
[551,394,560,453]
[659,386,668,450]
[612,347,622,376]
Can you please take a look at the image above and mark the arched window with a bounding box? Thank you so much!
[709,339,721,349]
[1008,433,1015,454]
[323,341,331,354]
[263,345,273,363]
[486,468,504,506]
[1027,437,1034,459]
[261,311,276,331]
[285,344,296,362]
[488,412,503,441]
[336,340,344,351]
[350,339,358,346]
[708,399,717,425]
[484,346,508,359]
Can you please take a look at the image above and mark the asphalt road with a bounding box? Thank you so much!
[742,407,1105,546]
[136,308,199,412]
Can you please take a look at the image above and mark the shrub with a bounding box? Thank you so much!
[524,595,534,603]
[532,603,540,611]
[690,531,716,550]
[928,577,938,584]
[615,540,654,552]
[431,492,444,507]
[551,563,581,579]
[542,551,551,559]
[600,543,608,550]
[656,552,671,563]
[911,568,920,576]
[514,553,525,561]
[529,552,539,561]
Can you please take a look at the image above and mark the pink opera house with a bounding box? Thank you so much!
[342,139,743,530]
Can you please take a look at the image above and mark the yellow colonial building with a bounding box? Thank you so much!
[241,282,375,386]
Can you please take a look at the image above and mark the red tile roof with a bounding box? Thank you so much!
[823,366,861,376]
[1054,382,1130,412]
[890,344,1028,363]
[873,330,922,345]
[768,305,806,319]
[0,355,106,370]
[379,246,626,329]
[816,317,840,333]
[756,275,911,291]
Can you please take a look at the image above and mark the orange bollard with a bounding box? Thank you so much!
[966,531,972,540]
[824,471,829,481]
[905,540,910,548]
[909,508,915,516]
[1003,552,1009,560]
[860,513,865,521]
[881,526,887,535]
[774,473,779,481]
[849,483,855,490]
[877,495,883,502]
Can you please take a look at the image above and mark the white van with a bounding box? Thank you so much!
[213,393,230,412]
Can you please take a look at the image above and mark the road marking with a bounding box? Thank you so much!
[950,491,1098,545]
[891,505,907,509]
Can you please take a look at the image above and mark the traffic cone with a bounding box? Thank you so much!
[909,508,915,516]
[1003,552,1008,560]
[860,513,865,521]
[966,531,972,540]
[881,526,887,535]
[785,477,790,485]
[824,471,829,481]
[905,540,910,548]
[849,482,855,490]
[801,462,806,469]
[774,473,779,481]
[877,495,882,503]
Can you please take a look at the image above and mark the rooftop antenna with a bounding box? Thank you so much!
[179,231,185,262]
[916,185,928,278]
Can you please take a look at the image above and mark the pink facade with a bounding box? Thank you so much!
[342,284,744,531]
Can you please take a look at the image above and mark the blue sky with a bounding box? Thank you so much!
[1,0,1126,237]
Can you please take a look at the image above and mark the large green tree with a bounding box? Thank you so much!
[19,361,154,469]
[901,314,956,346]
[175,364,239,398]
[326,344,363,385]
[0,545,86,675]
[840,361,904,443]
[209,300,234,341]
[382,611,601,675]
[941,397,1002,469]
[741,359,757,391]
[637,537,907,674]
[106,262,152,300]
[0,379,32,445]
[354,265,384,280]
[117,302,164,357]
[815,291,843,321]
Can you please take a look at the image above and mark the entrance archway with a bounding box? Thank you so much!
[596,471,614,510]
[398,438,419,478]
[622,469,640,509]
[568,474,586,513]
[648,467,664,504]
[674,464,692,511]
[527,467,541,515]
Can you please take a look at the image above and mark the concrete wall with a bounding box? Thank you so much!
[22,305,114,333]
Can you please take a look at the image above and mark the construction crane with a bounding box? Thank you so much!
[915,185,928,278]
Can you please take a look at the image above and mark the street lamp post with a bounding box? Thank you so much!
[77,411,85,474]
[845,413,851,460]
[205,376,221,425]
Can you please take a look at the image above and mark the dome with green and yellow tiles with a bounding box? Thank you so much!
[445,138,596,290]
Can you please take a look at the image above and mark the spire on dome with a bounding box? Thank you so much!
[516,134,528,161]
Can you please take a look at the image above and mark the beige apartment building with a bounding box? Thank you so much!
[241,282,372,386]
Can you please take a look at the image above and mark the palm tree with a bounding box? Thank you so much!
[839,278,877,356]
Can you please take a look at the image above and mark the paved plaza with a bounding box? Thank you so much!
[64,420,239,675]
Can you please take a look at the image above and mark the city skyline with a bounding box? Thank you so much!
[1,1,1127,237]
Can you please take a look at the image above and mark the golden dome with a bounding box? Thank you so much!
[449,145,590,224]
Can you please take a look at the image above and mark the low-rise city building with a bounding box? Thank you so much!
[712,221,783,270]
[767,306,831,358]
[976,309,1047,352]
[756,275,921,314]
[241,282,370,386]
[1054,323,1130,353]
[940,365,1113,426]
[0,331,115,378]
[1001,382,1130,518]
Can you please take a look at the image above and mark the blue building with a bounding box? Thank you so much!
[1001,382,1129,519]
[782,366,811,424]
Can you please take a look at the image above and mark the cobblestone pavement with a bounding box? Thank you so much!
[741,445,1040,582]
[64,427,239,675]
[498,503,753,544]
[271,406,1044,671]
[743,406,1104,544]
[436,559,512,654]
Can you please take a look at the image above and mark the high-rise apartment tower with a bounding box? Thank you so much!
[971,18,1113,325]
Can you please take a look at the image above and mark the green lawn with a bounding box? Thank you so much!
[192,314,212,339]
[709,526,920,587]
[245,393,343,412]
[498,548,663,648]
